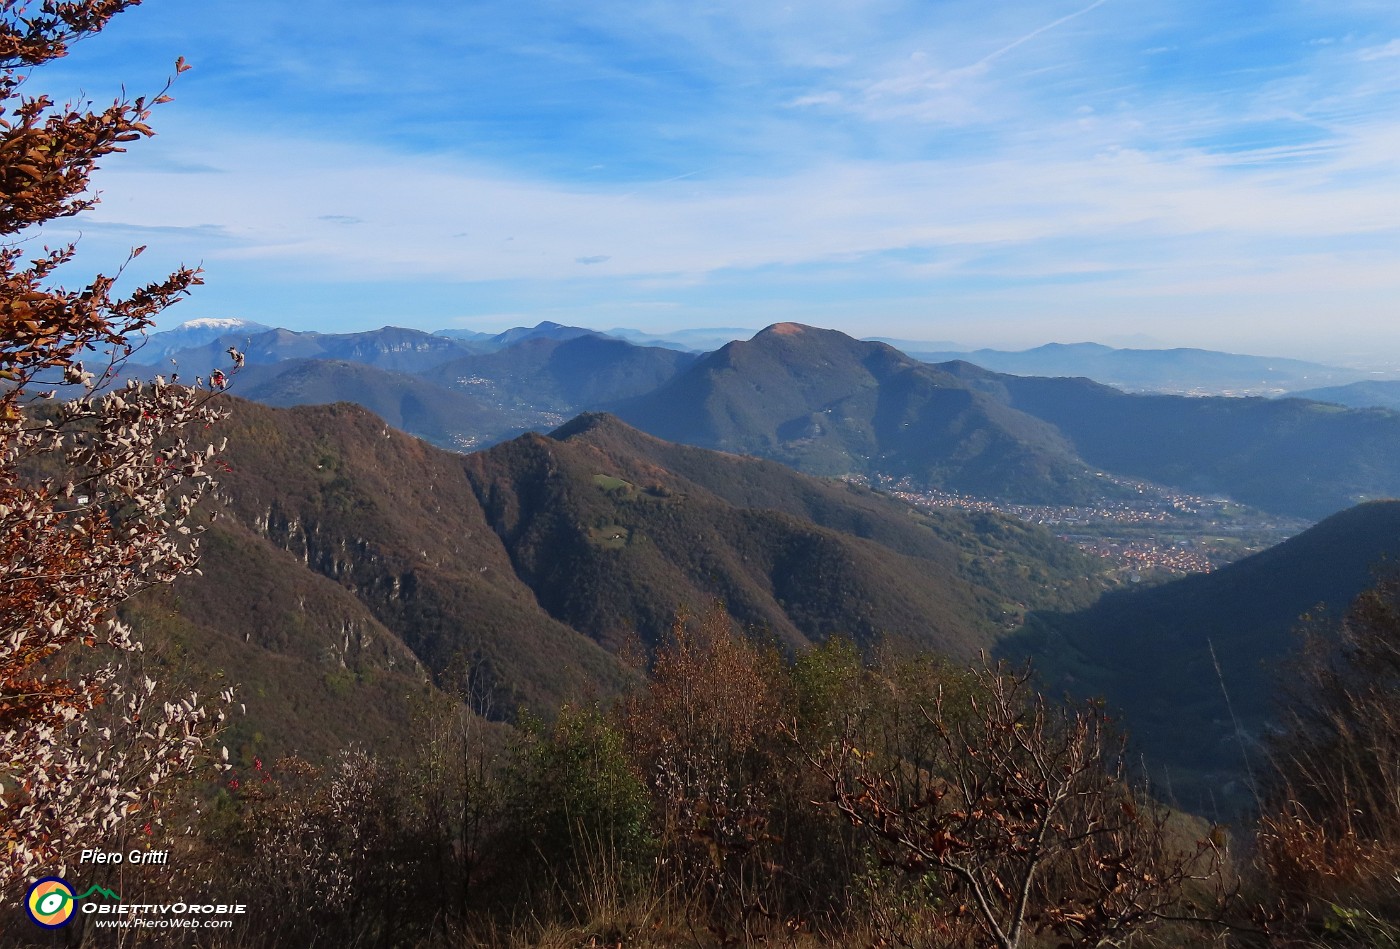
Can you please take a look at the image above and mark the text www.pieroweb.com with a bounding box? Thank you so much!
[91,916,235,930]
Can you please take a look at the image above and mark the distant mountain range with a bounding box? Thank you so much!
[133,320,608,379]
[128,319,1400,521]
[231,359,517,451]
[134,324,468,377]
[423,334,698,419]
[136,317,274,362]
[945,363,1400,519]
[905,341,1375,395]
[604,326,758,352]
[611,323,1113,504]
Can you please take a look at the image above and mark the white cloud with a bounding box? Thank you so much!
[71,112,1400,295]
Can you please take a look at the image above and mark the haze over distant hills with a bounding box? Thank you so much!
[1287,380,1400,411]
[906,341,1375,395]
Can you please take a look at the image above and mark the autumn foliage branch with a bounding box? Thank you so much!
[0,0,233,892]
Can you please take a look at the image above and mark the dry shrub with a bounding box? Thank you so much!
[806,659,1228,949]
[1258,576,1400,944]
[619,604,795,941]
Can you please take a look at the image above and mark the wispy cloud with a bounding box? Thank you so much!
[37,0,1400,358]
[973,0,1112,69]
[1359,38,1400,60]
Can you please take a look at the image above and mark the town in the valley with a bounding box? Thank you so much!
[871,475,1311,580]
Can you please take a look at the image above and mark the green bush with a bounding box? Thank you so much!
[504,704,654,900]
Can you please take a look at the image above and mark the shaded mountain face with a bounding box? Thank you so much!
[171,398,634,723]
[125,398,1111,748]
[946,363,1400,519]
[122,521,432,763]
[1007,500,1400,816]
[423,334,699,419]
[612,323,1112,503]
[232,359,519,450]
[908,342,1366,395]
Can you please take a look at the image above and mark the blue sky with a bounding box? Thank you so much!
[30,0,1400,361]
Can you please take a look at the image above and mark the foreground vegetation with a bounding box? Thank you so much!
[5,594,1394,947]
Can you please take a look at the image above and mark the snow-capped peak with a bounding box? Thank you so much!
[179,318,255,330]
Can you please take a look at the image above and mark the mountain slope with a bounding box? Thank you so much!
[193,398,633,716]
[122,521,431,763]
[1008,500,1400,814]
[127,398,1113,740]
[946,363,1400,518]
[613,323,1109,503]
[464,414,1111,657]
[233,359,518,450]
[551,413,1106,615]
[424,334,697,417]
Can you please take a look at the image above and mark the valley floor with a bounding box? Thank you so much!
[875,474,1310,579]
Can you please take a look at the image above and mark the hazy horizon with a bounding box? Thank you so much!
[31,0,1400,365]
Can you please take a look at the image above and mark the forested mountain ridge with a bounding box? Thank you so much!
[466,412,1109,655]
[124,397,1112,756]
[612,323,1115,503]
[155,398,632,721]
